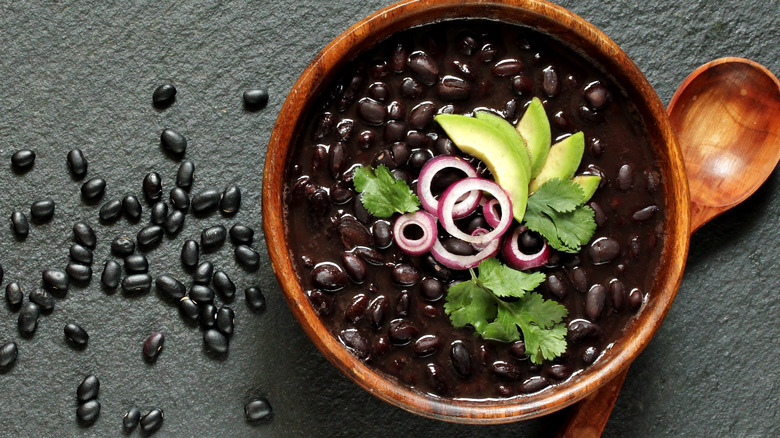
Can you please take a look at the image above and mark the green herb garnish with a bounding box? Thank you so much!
[444,258,568,364]
[523,178,597,253]
[353,165,420,218]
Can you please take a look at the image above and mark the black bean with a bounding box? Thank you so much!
[490,360,521,380]
[235,245,260,269]
[181,240,199,268]
[122,274,152,294]
[548,364,571,380]
[143,172,163,203]
[101,260,122,289]
[0,342,18,368]
[142,332,165,361]
[311,263,348,292]
[81,177,106,201]
[155,275,185,301]
[400,77,422,99]
[337,118,355,141]
[140,408,164,433]
[67,149,88,178]
[419,277,444,301]
[76,399,101,423]
[407,101,436,130]
[617,164,634,191]
[586,284,607,320]
[193,261,214,285]
[77,374,100,402]
[407,51,439,85]
[390,43,407,72]
[426,362,449,395]
[169,187,190,210]
[191,189,221,214]
[245,286,266,312]
[176,160,195,190]
[123,254,148,274]
[340,328,370,359]
[66,262,92,282]
[633,205,659,222]
[5,282,23,309]
[189,285,215,303]
[584,82,611,110]
[368,296,389,329]
[111,237,135,257]
[136,225,163,247]
[449,342,472,377]
[567,319,602,342]
[29,288,54,311]
[341,252,367,283]
[121,195,142,221]
[31,199,55,222]
[308,289,334,316]
[228,224,253,245]
[18,302,40,335]
[64,323,89,346]
[413,335,441,357]
[356,98,386,125]
[216,306,235,336]
[146,203,166,227]
[10,211,29,238]
[243,88,269,110]
[152,83,176,106]
[630,234,641,258]
[42,269,69,292]
[11,149,35,170]
[329,180,352,204]
[220,184,241,214]
[590,201,607,227]
[203,328,228,353]
[178,297,199,321]
[589,237,621,264]
[388,318,417,345]
[213,271,236,300]
[509,340,526,359]
[569,267,589,293]
[628,288,644,310]
[610,279,626,311]
[543,273,566,299]
[69,243,93,265]
[478,43,497,63]
[492,58,523,77]
[160,128,187,155]
[582,346,599,364]
[436,76,471,101]
[99,199,122,221]
[163,209,185,234]
[123,407,141,431]
[344,294,368,323]
[244,398,273,423]
[542,65,559,97]
[520,376,550,393]
[353,246,383,266]
[330,142,349,178]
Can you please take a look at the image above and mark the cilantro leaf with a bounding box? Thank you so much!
[443,258,568,364]
[524,178,597,253]
[353,165,420,218]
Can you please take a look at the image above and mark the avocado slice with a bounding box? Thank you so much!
[435,114,531,221]
[529,131,585,193]
[516,97,552,178]
[572,174,601,202]
[474,111,532,178]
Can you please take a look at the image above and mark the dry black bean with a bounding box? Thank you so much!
[6,282,23,309]
[388,318,417,344]
[311,263,348,291]
[189,285,215,303]
[191,189,221,214]
[490,360,521,380]
[213,271,236,300]
[243,87,270,111]
[122,274,152,294]
[181,240,199,268]
[160,128,187,155]
[70,243,93,264]
[340,328,370,359]
[67,149,88,178]
[123,407,141,431]
[11,149,35,170]
[245,286,266,312]
[178,297,199,321]
[77,399,101,423]
[66,262,92,282]
[29,288,54,311]
[64,323,89,346]
[143,172,163,203]
[407,51,439,85]
[617,164,634,191]
[176,160,195,190]
[437,76,471,101]
[567,319,602,342]
[121,195,142,221]
[10,211,29,238]
[30,199,55,222]
[72,221,97,249]
[216,306,235,336]
[589,237,621,264]
[163,209,185,234]
[43,269,69,292]
[18,302,40,335]
[203,328,228,354]
[413,335,441,357]
[0,342,18,368]
[150,201,168,225]
[169,187,189,210]
[229,224,254,245]
[101,261,121,289]
[111,237,135,257]
[77,374,100,402]
[586,284,607,320]
[542,65,560,97]
[81,177,106,201]
[140,408,164,433]
[193,261,214,284]
[220,184,241,214]
[244,398,273,423]
[610,279,626,311]
[124,255,149,274]
[152,83,176,106]
[137,225,163,247]
[142,332,165,361]
[450,342,472,377]
[628,288,643,310]
[235,245,261,270]
[99,199,122,221]
[155,275,185,301]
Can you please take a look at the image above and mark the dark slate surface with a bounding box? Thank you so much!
[0,1,777,436]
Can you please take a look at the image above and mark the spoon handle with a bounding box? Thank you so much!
[555,369,629,438]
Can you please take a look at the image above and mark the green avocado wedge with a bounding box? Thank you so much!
[516,97,552,178]
[572,174,602,202]
[529,131,585,193]
[435,114,530,222]
[474,111,532,178]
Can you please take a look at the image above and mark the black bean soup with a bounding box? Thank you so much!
[284,19,665,399]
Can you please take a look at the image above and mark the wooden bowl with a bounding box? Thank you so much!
[262,0,689,423]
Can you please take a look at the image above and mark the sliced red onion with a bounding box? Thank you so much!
[392,211,438,255]
[431,237,500,270]
[501,226,550,270]
[417,156,481,219]
[483,198,501,228]
[470,227,490,251]
[438,177,512,245]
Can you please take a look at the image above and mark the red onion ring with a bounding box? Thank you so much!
[417,156,481,219]
[431,237,500,270]
[501,226,550,270]
[470,227,491,251]
[392,211,438,255]
[438,178,512,245]
[482,198,501,228]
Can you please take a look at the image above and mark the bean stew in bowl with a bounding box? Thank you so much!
[263,0,689,423]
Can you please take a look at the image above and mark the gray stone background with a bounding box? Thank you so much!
[0,0,776,436]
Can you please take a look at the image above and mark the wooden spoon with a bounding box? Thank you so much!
[558,57,780,437]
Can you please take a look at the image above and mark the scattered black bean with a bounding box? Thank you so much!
[30,199,55,222]
[191,189,221,214]
[99,199,122,221]
[189,285,215,303]
[168,187,190,211]
[101,260,122,289]
[244,286,266,312]
[121,195,142,221]
[143,172,163,203]
[66,262,92,282]
[111,237,135,257]
[193,261,214,285]
[67,149,88,178]
[140,408,164,433]
[181,240,199,268]
[124,254,149,274]
[178,297,199,321]
[5,282,23,309]
[244,398,273,423]
[150,202,168,225]
[64,323,89,346]
[137,225,163,247]
[152,83,176,106]
[216,306,235,336]
[200,303,218,328]
[203,328,228,354]
[77,374,100,402]
[18,302,40,335]
[235,245,260,269]
[42,269,69,292]
[243,88,269,110]
[10,211,29,237]
[123,407,141,431]
[201,225,227,249]
[220,184,241,214]
[29,288,54,311]
[122,274,152,294]
[73,221,96,249]
[11,149,35,170]
[0,342,18,368]
[81,177,106,201]
[142,332,165,361]
[155,275,185,301]
[176,160,195,190]
[70,243,93,264]
[212,271,236,300]
[160,128,187,155]
[76,399,101,423]
[163,209,185,234]
[229,224,254,245]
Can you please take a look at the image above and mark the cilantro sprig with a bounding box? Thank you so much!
[444,258,568,364]
[353,165,420,218]
[524,178,597,253]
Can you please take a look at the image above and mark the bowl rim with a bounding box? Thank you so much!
[262,0,690,424]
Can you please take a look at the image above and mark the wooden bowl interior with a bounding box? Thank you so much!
[262,0,690,424]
